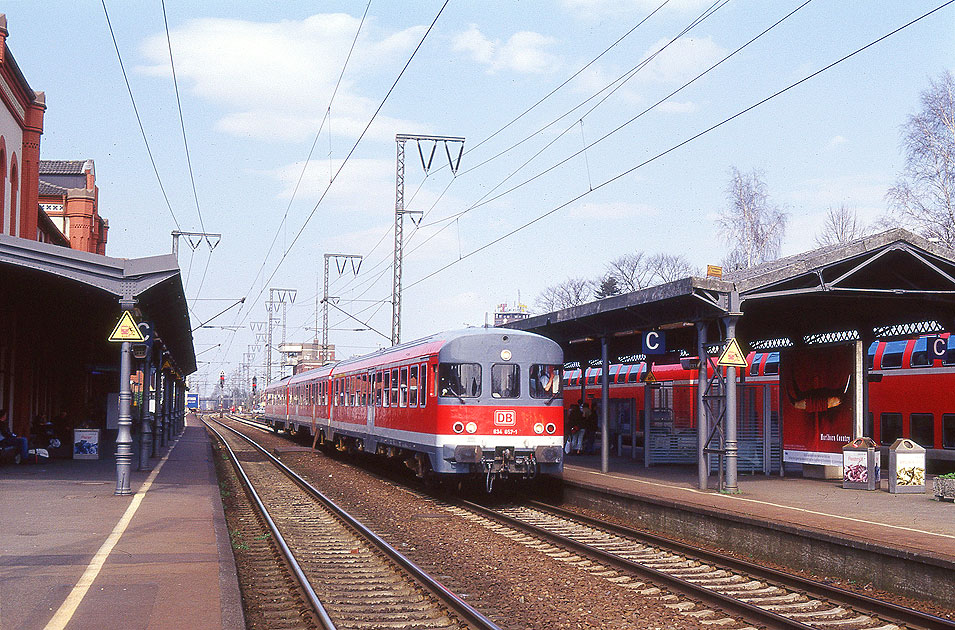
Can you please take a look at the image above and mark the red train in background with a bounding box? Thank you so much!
[561,334,955,469]
[259,328,564,488]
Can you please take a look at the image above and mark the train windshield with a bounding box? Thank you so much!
[491,364,520,398]
[530,364,562,398]
[439,363,482,398]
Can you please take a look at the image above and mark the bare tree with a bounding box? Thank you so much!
[815,204,867,247]
[535,277,593,312]
[605,253,653,292]
[886,71,955,247]
[718,167,788,270]
[646,253,694,283]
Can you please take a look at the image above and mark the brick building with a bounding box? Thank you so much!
[39,159,109,254]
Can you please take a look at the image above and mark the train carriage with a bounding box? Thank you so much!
[260,328,564,486]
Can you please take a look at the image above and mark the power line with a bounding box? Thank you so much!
[100,0,181,231]
[406,0,955,291]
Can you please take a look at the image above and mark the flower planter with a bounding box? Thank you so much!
[933,477,955,501]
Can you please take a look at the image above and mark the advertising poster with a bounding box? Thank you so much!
[73,429,100,460]
[895,452,925,486]
[781,345,854,465]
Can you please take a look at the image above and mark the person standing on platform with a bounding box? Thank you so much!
[0,409,29,463]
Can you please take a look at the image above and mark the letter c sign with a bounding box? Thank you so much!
[929,335,947,361]
[643,330,666,355]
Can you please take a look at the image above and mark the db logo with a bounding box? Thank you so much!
[494,410,516,426]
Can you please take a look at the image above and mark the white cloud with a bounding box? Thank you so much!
[657,99,697,113]
[638,36,728,85]
[452,25,560,74]
[137,14,425,142]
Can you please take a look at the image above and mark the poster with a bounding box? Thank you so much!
[73,429,100,460]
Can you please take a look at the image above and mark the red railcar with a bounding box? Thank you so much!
[260,328,564,484]
[560,334,955,467]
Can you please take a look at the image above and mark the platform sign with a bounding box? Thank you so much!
[642,330,666,355]
[927,335,947,361]
[717,338,747,368]
[108,311,145,342]
[186,393,199,409]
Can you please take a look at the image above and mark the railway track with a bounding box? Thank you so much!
[204,417,501,630]
[441,499,955,630]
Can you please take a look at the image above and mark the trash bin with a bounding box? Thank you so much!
[888,438,925,494]
[842,437,879,490]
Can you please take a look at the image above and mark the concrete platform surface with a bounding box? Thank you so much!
[562,455,955,562]
[0,416,243,630]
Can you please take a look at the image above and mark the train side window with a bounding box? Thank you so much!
[382,371,390,407]
[408,365,418,407]
[943,415,955,449]
[391,368,399,406]
[491,364,520,398]
[749,354,761,377]
[910,413,934,448]
[911,338,930,367]
[880,340,907,369]
[880,412,902,445]
[530,364,562,398]
[763,352,779,376]
[439,363,482,398]
[375,371,383,407]
[419,363,427,408]
[628,366,639,383]
[400,367,409,407]
[867,341,877,370]
[945,337,955,366]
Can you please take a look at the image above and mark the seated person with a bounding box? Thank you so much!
[0,409,29,463]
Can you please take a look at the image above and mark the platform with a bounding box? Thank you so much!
[0,415,243,630]
[560,455,955,607]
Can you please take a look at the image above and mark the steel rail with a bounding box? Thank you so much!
[203,419,337,630]
[209,417,502,630]
[531,500,955,630]
[460,498,817,630]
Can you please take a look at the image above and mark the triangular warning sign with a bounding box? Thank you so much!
[643,370,656,383]
[109,311,145,342]
[717,338,747,368]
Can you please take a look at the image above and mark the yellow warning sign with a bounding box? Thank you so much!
[643,370,656,383]
[717,338,748,368]
[108,311,145,342]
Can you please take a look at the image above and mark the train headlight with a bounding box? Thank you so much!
[452,421,465,434]
[545,422,557,435]
[465,422,477,434]
[534,423,545,434]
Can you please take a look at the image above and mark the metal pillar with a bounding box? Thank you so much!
[853,339,865,439]
[723,315,740,493]
[115,300,136,495]
[392,134,464,346]
[643,371,653,468]
[600,336,610,473]
[696,322,708,490]
[138,345,154,470]
[151,352,160,456]
[323,254,362,363]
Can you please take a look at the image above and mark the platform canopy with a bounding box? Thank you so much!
[507,228,955,362]
[0,234,195,375]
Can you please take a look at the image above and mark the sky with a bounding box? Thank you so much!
[3,1,954,395]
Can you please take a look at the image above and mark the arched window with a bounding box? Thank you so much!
[8,157,17,237]
[0,142,6,235]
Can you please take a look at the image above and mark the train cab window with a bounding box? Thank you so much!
[880,340,907,369]
[491,364,520,398]
[867,341,877,370]
[391,368,399,406]
[530,364,562,398]
[383,370,391,407]
[880,412,902,445]
[910,414,934,448]
[749,354,762,377]
[628,366,640,383]
[943,415,955,449]
[400,367,409,407]
[419,363,427,408]
[763,352,779,376]
[911,338,930,367]
[439,363,482,398]
[408,366,419,407]
[375,371,383,407]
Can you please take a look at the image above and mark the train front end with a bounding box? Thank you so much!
[434,329,564,488]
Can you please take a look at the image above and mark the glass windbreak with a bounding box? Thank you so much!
[530,364,562,398]
[439,363,482,398]
[491,364,520,398]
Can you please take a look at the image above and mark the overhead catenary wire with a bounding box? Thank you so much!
[100,0,182,232]
[405,0,954,291]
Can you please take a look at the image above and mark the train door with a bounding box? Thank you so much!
[366,369,375,430]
